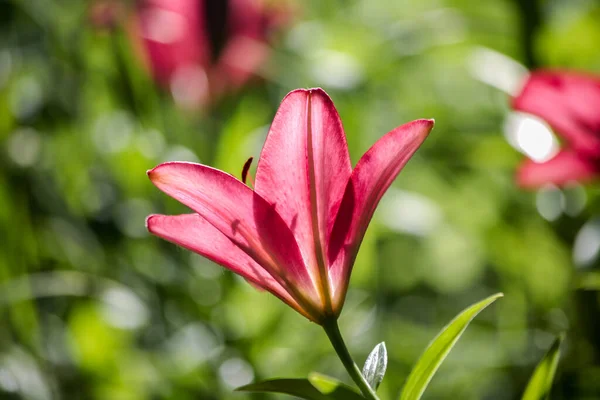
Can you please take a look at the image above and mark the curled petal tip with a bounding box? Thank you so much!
[147,163,165,179]
[147,161,202,184]
[145,214,157,231]
[418,118,435,128]
[413,118,435,138]
[147,166,162,184]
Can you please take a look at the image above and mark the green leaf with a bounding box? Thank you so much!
[362,342,387,390]
[307,372,364,397]
[576,272,600,290]
[399,293,503,400]
[236,374,365,400]
[522,335,564,400]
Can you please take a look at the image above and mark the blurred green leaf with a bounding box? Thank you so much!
[362,342,388,390]
[307,372,363,396]
[522,335,564,400]
[236,374,365,400]
[577,272,600,290]
[399,293,503,400]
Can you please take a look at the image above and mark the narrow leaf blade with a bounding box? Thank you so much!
[362,342,388,390]
[522,335,564,400]
[236,376,365,400]
[308,372,364,398]
[399,293,503,400]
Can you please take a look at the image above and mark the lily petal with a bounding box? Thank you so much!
[513,71,600,157]
[136,0,210,86]
[517,150,599,188]
[216,0,272,89]
[146,213,310,318]
[148,162,321,314]
[328,119,434,311]
[255,89,352,292]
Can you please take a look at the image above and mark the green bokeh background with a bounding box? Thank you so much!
[1,0,600,399]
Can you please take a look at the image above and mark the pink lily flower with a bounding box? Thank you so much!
[147,88,433,323]
[513,70,600,187]
[131,0,289,107]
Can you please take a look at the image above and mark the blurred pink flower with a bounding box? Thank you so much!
[89,1,126,30]
[513,70,600,187]
[146,88,433,323]
[132,0,289,108]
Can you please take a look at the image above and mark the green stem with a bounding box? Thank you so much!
[322,318,379,400]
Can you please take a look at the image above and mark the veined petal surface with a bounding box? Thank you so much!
[148,162,320,314]
[255,89,352,290]
[146,213,308,317]
[328,119,434,310]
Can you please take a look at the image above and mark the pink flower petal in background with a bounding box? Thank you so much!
[136,0,209,86]
[214,0,272,90]
[513,71,600,157]
[133,0,290,107]
[512,70,600,187]
[517,150,598,188]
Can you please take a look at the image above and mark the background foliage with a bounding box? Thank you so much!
[1,0,600,399]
